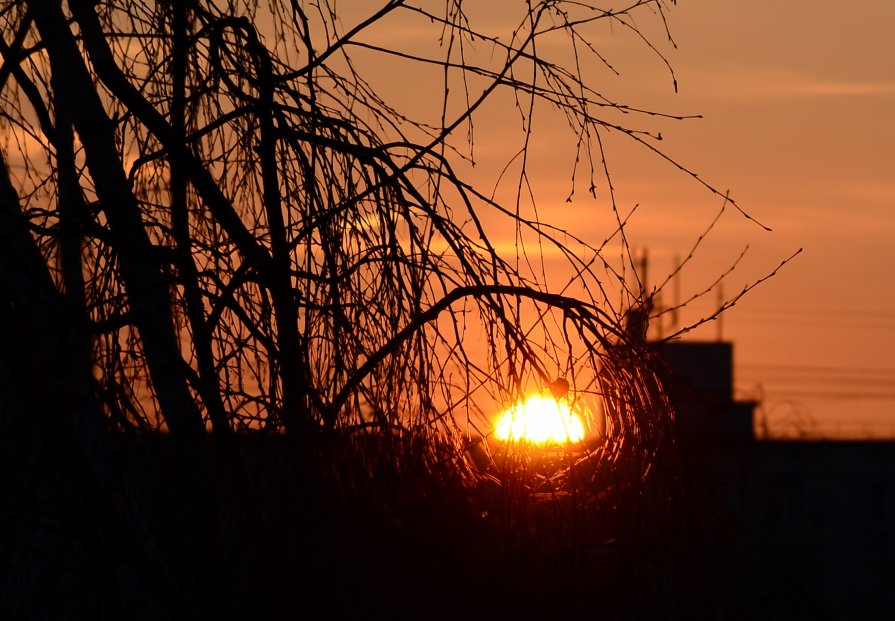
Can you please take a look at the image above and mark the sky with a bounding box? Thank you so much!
[637,1,895,438]
[591,0,895,439]
[342,0,895,439]
[278,0,895,439]
[3,2,889,440]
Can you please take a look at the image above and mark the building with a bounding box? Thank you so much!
[655,339,895,618]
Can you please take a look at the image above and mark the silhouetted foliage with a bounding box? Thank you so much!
[0,1,764,618]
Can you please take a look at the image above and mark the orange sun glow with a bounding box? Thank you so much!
[494,395,585,444]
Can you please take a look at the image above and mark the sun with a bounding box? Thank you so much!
[494,395,585,444]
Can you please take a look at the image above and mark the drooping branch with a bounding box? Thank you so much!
[330,283,621,417]
[33,1,206,439]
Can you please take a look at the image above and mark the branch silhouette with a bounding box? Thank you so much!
[0,1,779,617]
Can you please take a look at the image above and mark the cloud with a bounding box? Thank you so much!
[784,79,895,98]
[693,65,895,101]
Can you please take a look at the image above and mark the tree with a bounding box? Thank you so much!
[0,1,770,617]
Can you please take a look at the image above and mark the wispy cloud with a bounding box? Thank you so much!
[694,65,895,101]
[783,79,895,98]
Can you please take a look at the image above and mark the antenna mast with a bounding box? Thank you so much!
[716,281,724,342]
[672,254,680,335]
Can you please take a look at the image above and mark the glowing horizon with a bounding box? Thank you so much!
[494,395,586,444]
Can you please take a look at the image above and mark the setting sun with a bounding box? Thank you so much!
[495,395,585,444]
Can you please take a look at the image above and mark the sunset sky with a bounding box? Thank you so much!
[348,0,895,438]
[634,0,895,438]
[7,1,886,438]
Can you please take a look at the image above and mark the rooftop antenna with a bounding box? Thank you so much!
[638,248,648,303]
[671,254,680,334]
[624,248,652,344]
[716,280,724,342]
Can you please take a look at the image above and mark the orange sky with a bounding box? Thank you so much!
[341,0,895,438]
[637,1,895,438]
[2,2,888,438]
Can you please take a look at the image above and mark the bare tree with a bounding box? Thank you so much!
[0,1,773,617]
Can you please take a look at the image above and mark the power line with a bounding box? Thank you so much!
[739,362,895,376]
[740,378,895,390]
[734,306,895,321]
[759,390,895,401]
[735,360,895,402]
[738,371,895,383]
